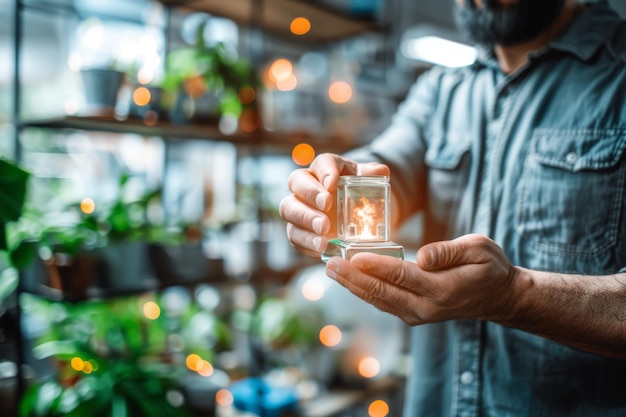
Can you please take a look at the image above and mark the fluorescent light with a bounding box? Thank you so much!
[401,35,477,68]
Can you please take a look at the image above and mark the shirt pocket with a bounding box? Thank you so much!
[424,131,472,234]
[516,128,626,260]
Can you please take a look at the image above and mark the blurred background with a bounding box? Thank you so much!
[1,0,625,416]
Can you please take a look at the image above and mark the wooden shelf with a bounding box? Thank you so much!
[159,0,379,42]
[20,115,359,153]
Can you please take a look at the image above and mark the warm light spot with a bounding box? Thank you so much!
[82,361,93,374]
[70,357,84,371]
[184,75,207,98]
[302,278,324,301]
[197,360,214,377]
[276,74,297,91]
[80,197,96,214]
[216,389,234,406]
[143,110,159,126]
[239,109,261,132]
[319,325,342,347]
[186,354,202,371]
[329,81,353,104]
[358,356,380,378]
[290,17,311,35]
[368,400,389,417]
[137,67,154,85]
[238,86,256,105]
[269,59,293,83]
[143,301,161,320]
[292,143,315,167]
[133,87,152,107]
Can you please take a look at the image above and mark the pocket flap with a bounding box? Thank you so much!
[425,132,472,170]
[532,128,626,172]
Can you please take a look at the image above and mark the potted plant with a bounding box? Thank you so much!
[161,20,261,125]
[18,295,195,417]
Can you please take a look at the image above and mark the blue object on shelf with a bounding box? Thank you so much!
[230,377,299,417]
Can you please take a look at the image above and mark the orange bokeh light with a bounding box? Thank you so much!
[319,324,342,347]
[292,143,315,166]
[328,81,353,104]
[80,197,96,214]
[216,389,234,407]
[197,360,214,377]
[186,354,202,371]
[368,400,390,417]
[290,17,311,35]
[358,356,380,378]
[238,86,256,105]
[133,86,151,106]
[142,301,160,320]
[269,59,293,83]
[240,109,261,132]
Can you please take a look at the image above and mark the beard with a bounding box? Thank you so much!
[454,0,566,47]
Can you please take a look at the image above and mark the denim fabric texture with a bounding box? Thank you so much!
[346,2,626,416]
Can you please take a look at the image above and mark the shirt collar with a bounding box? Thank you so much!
[473,1,623,68]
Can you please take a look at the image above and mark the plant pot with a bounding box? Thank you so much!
[80,68,125,117]
[44,253,96,300]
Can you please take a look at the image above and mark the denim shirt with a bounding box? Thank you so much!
[347,2,626,416]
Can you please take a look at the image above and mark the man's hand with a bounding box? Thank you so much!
[279,153,390,258]
[325,234,518,325]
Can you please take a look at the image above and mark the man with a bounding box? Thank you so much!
[279,0,626,416]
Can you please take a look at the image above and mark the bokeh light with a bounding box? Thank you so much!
[197,360,214,376]
[186,353,202,371]
[319,324,342,347]
[269,58,293,83]
[133,87,152,106]
[216,389,234,407]
[358,356,380,378]
[328,81,353,104]
[80,197,96,214]
[290,17,311,35]
[238,86,256,105]
[70,357,84,371]
[143,301,161,320]
[328,81,352,104]
[291,143,315,166]
[301,277,325,301]
[368,400,390,417]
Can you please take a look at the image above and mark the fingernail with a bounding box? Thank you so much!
[312,217,323,234]
[425,248,435,267]
[312,236,322,251]
[323,176,332,190]
[315,193,328,211]
[326,260,338,279]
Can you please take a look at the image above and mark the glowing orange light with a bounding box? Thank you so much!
[80,197,96,214]
[184,75,207,98]
[302,278,324,301]
[292,143,315,167]
[240,109,261,132]
[290,17,311,35]
[319,325,342,347]
[358,356,380,378]
[82,361,93,374]
[238,86,256,105]
[328,81,352,104]
[197,360,214,377]
[70,357,84,371]
[133,87,151,107]
[186,354,202,371]
[216,389,234,406]
[368,400,390,417]
[277,74,297,91]
[143,301,160,320]
[269,59,293,83]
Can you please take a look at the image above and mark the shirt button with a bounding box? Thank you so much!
[460,371,474,384]
[565,152,577,164]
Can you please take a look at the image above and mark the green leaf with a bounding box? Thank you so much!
[0,159,30,223]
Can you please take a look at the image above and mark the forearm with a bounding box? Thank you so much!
[499,268,626,359]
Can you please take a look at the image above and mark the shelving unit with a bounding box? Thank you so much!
[159,0,380,42]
